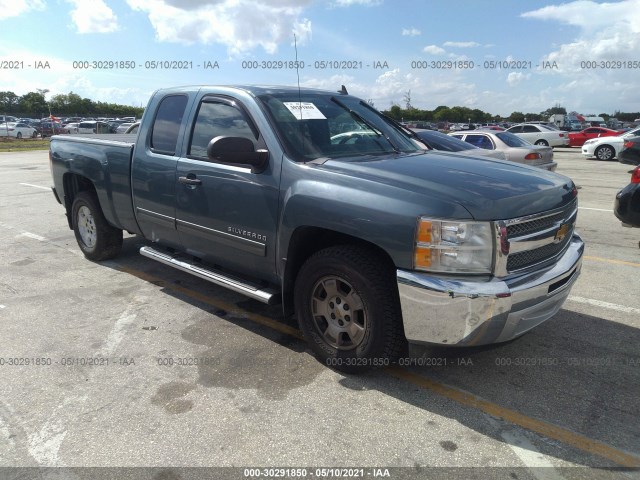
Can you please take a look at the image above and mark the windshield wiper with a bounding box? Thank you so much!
[360,101,425,143]
[330,97,400,153]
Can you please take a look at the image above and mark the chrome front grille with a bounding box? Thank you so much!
[506,209,569,238]
[495,199,578,276]
[506,232,573,271]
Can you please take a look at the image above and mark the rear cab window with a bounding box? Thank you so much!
[151,95,189,155]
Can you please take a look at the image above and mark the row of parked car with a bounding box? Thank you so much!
[405,123,640,230]
[0,116,139,138]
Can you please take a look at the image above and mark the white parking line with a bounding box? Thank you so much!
[0,221,80,257]
[19,183,51,191]
[485,415,565,479]
[500,430,565,479]
[18,232,47,242]
[568,296,640,315]
[578,207,612,212]
[27,299,143,466]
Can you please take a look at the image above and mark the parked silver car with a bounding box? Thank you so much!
[449,130,557,171]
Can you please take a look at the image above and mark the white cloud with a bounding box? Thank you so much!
[0,0,44,20]
[521,0,635,29]
[443,41,481,48]
[332,0,381,6]
[67,0,118,34]
[126,0,312,55]
[522,0,640,68]
[402,28,421,36]
[423,45,445,55]
[506,72,531,86]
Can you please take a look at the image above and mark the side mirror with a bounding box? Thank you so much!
[207,136,269,173]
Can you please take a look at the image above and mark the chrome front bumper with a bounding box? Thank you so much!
[397,233,584,346]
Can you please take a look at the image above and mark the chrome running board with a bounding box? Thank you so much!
[140,246,280,305]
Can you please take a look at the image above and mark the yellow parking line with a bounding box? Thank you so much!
[117,264,640,467]
[584,255,640,268]
[387,367,640,468]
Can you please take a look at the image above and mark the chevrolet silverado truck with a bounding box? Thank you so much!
[50,85,584,372]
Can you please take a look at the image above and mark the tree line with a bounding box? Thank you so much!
[3,89,639,124]
[381,100,640,124]
[0,90,145,118]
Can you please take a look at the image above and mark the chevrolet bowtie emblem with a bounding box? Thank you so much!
[554,223,570,244]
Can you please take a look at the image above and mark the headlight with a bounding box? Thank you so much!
[414,218,494,274]
[583,139,596,146]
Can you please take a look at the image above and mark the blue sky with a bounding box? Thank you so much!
[1,0,639,116]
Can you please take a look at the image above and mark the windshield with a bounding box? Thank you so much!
[257,92,423,161]
[496,131,534,147]
[622,127,640,138]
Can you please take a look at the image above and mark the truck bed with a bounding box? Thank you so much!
[50,133,139,235]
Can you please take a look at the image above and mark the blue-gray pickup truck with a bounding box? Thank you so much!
[50,85,584,372]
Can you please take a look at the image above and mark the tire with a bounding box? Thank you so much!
[31,131,37,138]
[534,139,549,146]
[71,191,123,261]
[16,132,22,139]
[595,145,614,161]
[294,245,405,373]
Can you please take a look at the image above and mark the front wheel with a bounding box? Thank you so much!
[16,132,22,139]
[71,191,123,261]
[595,145,614,161]
[294,245,405,373]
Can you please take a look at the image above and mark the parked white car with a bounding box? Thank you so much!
[64,122,80,134]
[0,122,38,138]
[581,127,640,160]
[506,123,569,147]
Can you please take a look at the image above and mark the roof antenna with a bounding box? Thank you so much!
[294,33,302,114]
[294,33,305,155]
[339,85,348,95]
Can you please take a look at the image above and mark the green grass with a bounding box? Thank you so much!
[0,137,50,152]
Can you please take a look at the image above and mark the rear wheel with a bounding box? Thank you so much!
[534,139,549,146]
[71,191,123,261]
[16,132,22,139]
[595,145,614,161]
[294,245,405,373]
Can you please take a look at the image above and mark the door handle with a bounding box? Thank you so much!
[178,176,202,186]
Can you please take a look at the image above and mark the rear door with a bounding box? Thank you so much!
[174,94,281,282]
[131,91,196,249]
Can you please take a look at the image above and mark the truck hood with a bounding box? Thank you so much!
[319,151,576,220]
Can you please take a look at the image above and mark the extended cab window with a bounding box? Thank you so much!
[188,100,257,159]
[151,95,188,155]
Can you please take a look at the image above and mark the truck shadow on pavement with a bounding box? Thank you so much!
[109,236,639,469]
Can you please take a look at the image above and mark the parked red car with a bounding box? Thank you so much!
[568,127,624,147]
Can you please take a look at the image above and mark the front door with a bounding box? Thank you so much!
[175,96,280,282]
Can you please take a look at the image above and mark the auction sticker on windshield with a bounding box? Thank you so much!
[283,102,327,120]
